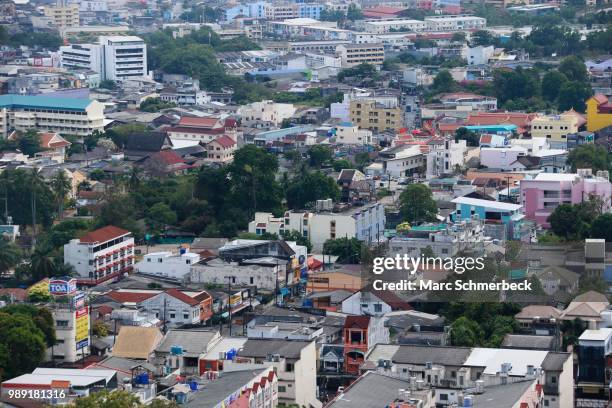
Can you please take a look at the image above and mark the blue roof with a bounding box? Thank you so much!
[339,121,353,127]
[0,94,92,111]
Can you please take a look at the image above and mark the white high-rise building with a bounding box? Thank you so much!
[100,36,147,81]
[59,36,147,81]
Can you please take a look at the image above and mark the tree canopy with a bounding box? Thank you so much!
[399,184,438,223]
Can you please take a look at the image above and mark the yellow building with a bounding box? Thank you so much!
[349,99,402,133]
[586,94,612,132]
[44,3,79,28]
[530,110,585,146]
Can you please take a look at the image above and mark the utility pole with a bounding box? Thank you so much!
[224,275,235,336]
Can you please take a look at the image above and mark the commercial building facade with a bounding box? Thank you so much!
[63,226,135,285]
[0,95,105,138]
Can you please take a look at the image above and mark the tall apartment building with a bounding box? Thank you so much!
[349,97,402,132]
[60,36,147,81]
[44,1,79,28]
[63,225,135,285]
[0,95,105,138]
[336,43,385,68]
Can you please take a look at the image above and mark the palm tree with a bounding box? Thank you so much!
[128,166,141,190]
[30,244,57,281]
[51,170,71,220]
[0,238,21,276]
[28,169,45,248]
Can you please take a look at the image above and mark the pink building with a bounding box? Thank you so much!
[520,172,612,228]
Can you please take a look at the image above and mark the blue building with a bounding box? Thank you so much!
[450,196,525,240]
[298,4,325,19]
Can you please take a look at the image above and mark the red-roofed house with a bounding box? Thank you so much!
[36,132,71,162]
[63,226,134,285]
[139,288,213,326]
[205,135,237,163]
[166,116,239,143]
[142,150,192,176]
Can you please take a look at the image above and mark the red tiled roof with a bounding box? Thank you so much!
[167,126,225,135]
[480,135,492,144]
[344,315,370,329]
[212,135,236,148]
[39,132,71,149]
[466,112,535,127]
[592,94,608,105]
[165,288,200,306]
[178,117,222,128]
[193,290,211,302]
[106,290,158,303]
[224,118,237,128]
[95,305,114,316]
[152,150,185,166]
[79,225,130,244]
[0,288,27,301]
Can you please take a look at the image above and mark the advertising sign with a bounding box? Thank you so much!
[49,278,77,296]
[73,292,86,309]
[75,306,89,350]
[229,294,242,308]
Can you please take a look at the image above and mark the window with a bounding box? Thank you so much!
[158,258,163,263]
[551,376,557,384]
[56,320,69,327]
[170,312,176,319]
[374,304,382,313]
[250,277,254,285]
[186,259,191,264]
[278,386,287,393]
[183,312,189,319]
[286,362,294,372]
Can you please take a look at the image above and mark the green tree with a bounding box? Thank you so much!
[470,30,495,46]
[455,127,480,147]
[140,97,177,112]
[493,67,540,105]
[228,145,283,216]
[0,169,55,227]
[29,243,58,281]
[281,230,312,253]
[590,213,612,241]
[354,152,372,171]
[541,71,568,102]
[556,80,592,112]
[346,4,363,21]
[399,184,438,223]
[0,310,50,379]
[567,144,609,172]
[558,56,589,83]
[323,237,362,264]
[17,130,42,157]
[98,80,117,90]
[432,70,456,93]
[332,159,353,172]
[70,390,141,408]
[146,202,178,233]
[308,145,333,168]
[0,239,20,276]
[51,170,71,220]
[450,317,484,347]
[285,171,340,210]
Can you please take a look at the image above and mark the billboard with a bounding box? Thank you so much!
[75,306,89,350]
[49,278,77,296]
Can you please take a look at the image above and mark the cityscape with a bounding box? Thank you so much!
[0,0,611,407]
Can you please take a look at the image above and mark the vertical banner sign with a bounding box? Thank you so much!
[75,306,89,350]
